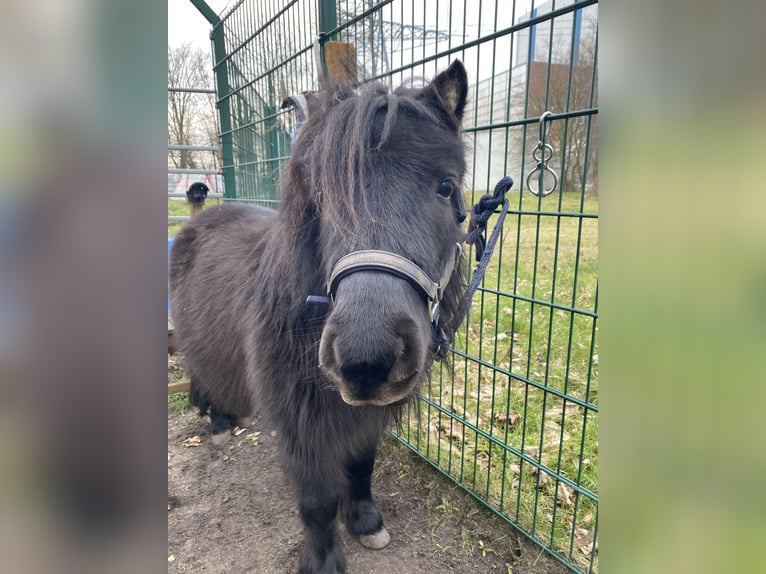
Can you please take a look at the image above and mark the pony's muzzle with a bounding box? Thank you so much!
[318,305,427,407]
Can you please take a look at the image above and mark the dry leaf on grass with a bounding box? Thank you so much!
[232,426,246,436]
[493,411,521,426]
[438,423,464,442]
[556,483,574,508]
[247,431,262,445]
[182,436,201,447]
[537,471,552,488]
[576,528,597,556]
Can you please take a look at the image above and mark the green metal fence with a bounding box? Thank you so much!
[196,0,598,571]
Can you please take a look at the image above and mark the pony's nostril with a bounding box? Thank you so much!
[339,359,393,388]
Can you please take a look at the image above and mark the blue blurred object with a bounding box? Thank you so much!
[168,237,173,314]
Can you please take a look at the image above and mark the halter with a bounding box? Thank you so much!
[306,176,514,357]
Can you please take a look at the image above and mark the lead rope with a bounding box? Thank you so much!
[432,176,513,358]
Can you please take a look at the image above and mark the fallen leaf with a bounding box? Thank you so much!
[537,471,552,488]
[168,555,176,563]
[494,411,521,426]
[576,528,597,556]
[583,513,593,526]
[438,423,463,442]
[181,436,201,447]
[556,483,574,508]
[232,426,246,436]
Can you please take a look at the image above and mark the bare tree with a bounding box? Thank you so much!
[168,43,219,169]
[516,17,598,193]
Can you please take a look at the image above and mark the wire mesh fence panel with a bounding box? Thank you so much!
[211,0,598,571]
[215,0,322,205]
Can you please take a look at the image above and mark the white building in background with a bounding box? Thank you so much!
[464,0,598,192]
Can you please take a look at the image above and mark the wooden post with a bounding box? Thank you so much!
[324,41,356,88]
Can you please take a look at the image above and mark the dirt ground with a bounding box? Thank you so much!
[168,408,570,574]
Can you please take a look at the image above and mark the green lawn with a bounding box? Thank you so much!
[168,198,223,238]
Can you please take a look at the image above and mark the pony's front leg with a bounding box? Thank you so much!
[297,479,345,574]
[344,447,390,549]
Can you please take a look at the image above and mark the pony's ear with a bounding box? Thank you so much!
[430,60,468,122]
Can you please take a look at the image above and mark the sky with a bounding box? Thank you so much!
[168,0,538,52]
[168,0,231,51]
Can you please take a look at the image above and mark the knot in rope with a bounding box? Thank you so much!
[465,176,514,261]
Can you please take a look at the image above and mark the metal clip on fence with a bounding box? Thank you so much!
[527,111,558,197]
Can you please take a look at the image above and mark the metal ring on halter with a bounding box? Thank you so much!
[526,111,558,197]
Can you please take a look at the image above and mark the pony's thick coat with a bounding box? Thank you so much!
[170,61,470,574]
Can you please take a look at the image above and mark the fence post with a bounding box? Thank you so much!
[190,0,237,201]
[317,0,338,86]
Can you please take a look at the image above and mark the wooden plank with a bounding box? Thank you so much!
[168,381,190,396]
[325,41,356,88]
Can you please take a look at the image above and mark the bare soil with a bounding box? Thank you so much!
[168,408,570,574]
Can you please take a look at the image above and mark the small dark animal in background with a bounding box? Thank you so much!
[170,61,469,574]
[185,181,209,204]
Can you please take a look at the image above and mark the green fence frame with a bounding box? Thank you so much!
[192,1,598,571]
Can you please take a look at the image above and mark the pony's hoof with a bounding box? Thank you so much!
[359,527,390,549]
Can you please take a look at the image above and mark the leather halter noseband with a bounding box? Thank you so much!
[327,244,462,320]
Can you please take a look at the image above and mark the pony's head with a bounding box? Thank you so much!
[291,61,469,406]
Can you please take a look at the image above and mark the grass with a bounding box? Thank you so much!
[167,353,193,414]
[168,197,223,238]
[395,189,598,572]
[166,189,598,572]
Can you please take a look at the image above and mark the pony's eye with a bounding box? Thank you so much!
[437,180,454,198]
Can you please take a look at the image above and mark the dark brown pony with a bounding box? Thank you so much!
[169,61,469,574]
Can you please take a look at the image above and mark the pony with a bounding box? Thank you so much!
[169,60,469,574]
